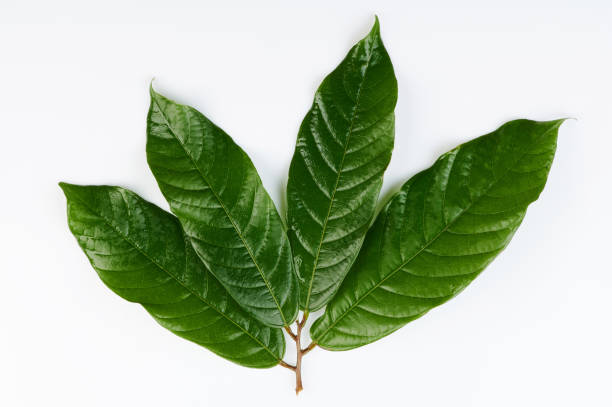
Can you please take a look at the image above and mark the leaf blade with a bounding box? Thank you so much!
[147,89,298,327]
[287,17,397,311]
[310,119,563,350]
[60,183,285,368]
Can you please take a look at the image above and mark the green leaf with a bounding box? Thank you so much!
[311,119,564,350]
[147,88,298,328]
[60,183,285,368]
[286,17,397,311]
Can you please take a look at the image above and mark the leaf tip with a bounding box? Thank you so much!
[371,15,381,35]
[59,182,82,203]
[149,79,158,99]
[548,118,569,131]
[58,181,80,198]
[557,116,577,124]
[58,181,71,193]
[58,183,95,203]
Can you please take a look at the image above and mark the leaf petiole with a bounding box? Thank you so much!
[284,326,297,340]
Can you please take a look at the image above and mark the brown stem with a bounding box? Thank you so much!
[279,360,296,371]
[284,326,297,341]
[294,314,305,395]
[302,341,316,355]
[284,312,317,395]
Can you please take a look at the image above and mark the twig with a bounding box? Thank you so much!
[279,360,296,371]
[284,326,297,340]
[281,311,318,394]
[302,341,316,355]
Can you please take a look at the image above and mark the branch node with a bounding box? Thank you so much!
[281,312,317,394]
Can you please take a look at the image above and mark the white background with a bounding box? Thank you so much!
[1,0,611,405]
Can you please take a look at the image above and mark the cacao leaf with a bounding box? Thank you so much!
[310,119,564,350]
[60,183,285,367]
[147,88,298,327]
[287,17,397,311]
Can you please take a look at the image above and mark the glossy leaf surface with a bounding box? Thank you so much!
[147,89,298,327]
[311,119,563,350]
[60,183,285,368]
[286,18,397,311]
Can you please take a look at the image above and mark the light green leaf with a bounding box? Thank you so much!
[60,183,285,368]
[147,88,298,328]
[287,17,397,311]
[311,119,564,350]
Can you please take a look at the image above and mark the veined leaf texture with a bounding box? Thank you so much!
[287,17,397,312]
[60,184,285,367]
[60,17,563,391]
[147,88,299,328]
[310,119,563,350]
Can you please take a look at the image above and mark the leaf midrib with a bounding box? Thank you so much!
[313,125,557,342]
[152,98,287,326]
[69,191,282,363]
[303,43,376,311]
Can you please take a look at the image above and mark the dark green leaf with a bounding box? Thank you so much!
[286,17,397,311]
[311,119,564,350]
[147,88,298,328]
[60,183,285,368]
